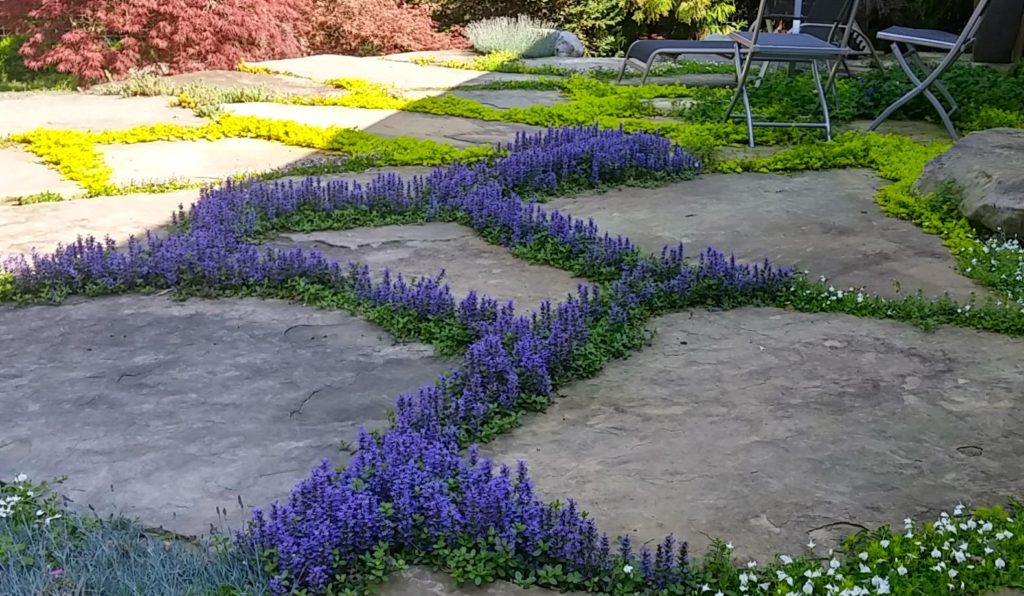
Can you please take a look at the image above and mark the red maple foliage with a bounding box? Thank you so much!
[17,0,311,81]
[306,0,468,56]
[0,0,37,33]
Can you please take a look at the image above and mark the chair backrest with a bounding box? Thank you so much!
[749,0,861,47]
[961,0,992,46]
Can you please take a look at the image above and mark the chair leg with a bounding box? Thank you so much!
[907,49,958,115]
[640,56,656,85]
[891,43,960,140]
[724,47,756,147]
[811,59,832,141]
[868,43,940,134]
[616,56,630,84]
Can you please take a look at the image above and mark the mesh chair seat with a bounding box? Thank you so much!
[877,26,961,51]
[730,31,852,56]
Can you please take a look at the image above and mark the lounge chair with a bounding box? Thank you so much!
[867,0,992,140]
[616,40,737,84]
[724,0,861,146]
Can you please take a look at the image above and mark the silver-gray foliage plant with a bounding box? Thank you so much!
[466,15,560,58]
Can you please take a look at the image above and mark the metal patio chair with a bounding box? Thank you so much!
[724,0,861,146]
[616,40,738,84]
[867,0,993,140]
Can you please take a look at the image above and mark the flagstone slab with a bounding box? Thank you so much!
[0,93,204,136]
[0,295,452,536]
[99,138,322,186]
[486,308,1024,560]
[0,146,84,201]
[0,189,200,258]
[272,222,580,314]
[546,169,982,299]
[222,102,542,148]
[249,54,537,90]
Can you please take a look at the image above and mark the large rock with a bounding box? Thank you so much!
[914,128,1024,238]
[554,31,585,57]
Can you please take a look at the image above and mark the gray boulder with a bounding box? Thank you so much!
[914,128,1024,238]
[554,31,585,57]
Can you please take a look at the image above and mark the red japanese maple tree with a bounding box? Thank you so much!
[16,0,310,81]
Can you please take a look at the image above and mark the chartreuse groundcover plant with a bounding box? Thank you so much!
[4,125,1024,595]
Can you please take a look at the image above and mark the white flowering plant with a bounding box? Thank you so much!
[689,502,1024,596]
[0,473,63,530]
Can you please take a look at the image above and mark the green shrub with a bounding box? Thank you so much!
[466,15,561,58]
[0,35,75,92]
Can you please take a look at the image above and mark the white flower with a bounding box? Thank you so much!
[931,548,942,558]
[859,563,871,573]
[726,542,734,550]
[948,569,958,578]
[747,560,758,568]
[781,555,794,564]
[859,552,869,561]
[700,584,711,593]
[14,473,28,483]
[903,517,913,528]
[953,504,964,516]
[830,558,841,569]
[953,550,966,563]
[897,565,907,576]
[981,521,993,532]
[879,540,890,548]
[871,575,891,594]
[904,530,914,539]
[995,558,1006,569]
[984,546,994,555]
[803,579,814,594]
[808,538,817,549]
[715,592,724,596]
[622,564,633,574]
[759,583,770,591]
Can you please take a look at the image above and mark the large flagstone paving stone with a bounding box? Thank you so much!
[271,222,581,314]
[222,102,543,148]
[0,93,204,136]
[0,146,84,200]
[0,189,201,258]
[485,308,1024,560]
[0,295,452,536]
[99,138,321,186]
[546,169,982,299]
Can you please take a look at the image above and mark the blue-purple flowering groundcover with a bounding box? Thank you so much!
[1,125,794,593]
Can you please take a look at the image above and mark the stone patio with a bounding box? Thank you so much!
[0,295,452,535]
[2,52,1022,593]
[486,308,1024,560]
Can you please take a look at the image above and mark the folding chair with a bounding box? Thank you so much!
[725,0,860,147]
[616,40,738,84]
[867,0,992,140]
[800,0,882,69]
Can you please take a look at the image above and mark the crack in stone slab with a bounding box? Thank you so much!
[290,386,330,419]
